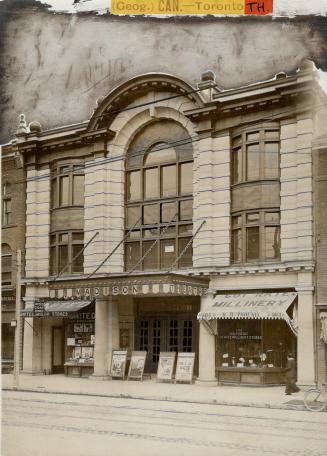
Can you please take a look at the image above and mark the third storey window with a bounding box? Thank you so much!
[51,163,84,208]
[232,125,280,184]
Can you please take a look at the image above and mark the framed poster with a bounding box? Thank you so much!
[73,346,82,359]
[81,347,94,359]
[119,328,130,349]
[110,350,128,379]
[83,322,93,333]
[128,351,147,381]
[157,352,176,382]
[175,352,195,383]
[74,323,84,333]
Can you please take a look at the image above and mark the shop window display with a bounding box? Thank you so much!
[64,315,95,376]
[217,319,293,369]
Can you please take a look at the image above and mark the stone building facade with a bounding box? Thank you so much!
[2,60,327,385]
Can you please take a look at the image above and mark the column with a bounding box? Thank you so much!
[196,291,217,386]
[107,297,119,374]
[22,318,42,374]
[296,288,316,386]
[93,298,109,378]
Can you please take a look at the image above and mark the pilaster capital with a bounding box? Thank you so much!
[205,287,217,297]
[295,286,314,294]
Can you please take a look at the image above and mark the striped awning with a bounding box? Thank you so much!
[198,293,298,335]
[21,300,92,318]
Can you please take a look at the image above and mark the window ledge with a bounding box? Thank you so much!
[2,224,17,229]
[231,179,280,188]
[51,206,84,211]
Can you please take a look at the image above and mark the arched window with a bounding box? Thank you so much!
[2,244,12,286]
[125,120,193,271]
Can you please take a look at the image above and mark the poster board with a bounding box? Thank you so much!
[110,350,128,379]
[157,352,176,382]
[175,352,195,384]
[127,351,147,381]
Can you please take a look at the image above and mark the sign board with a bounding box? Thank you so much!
[34,302,45,317]
[48,275,209,299]
[110,350,128,379]
[128,351,147,380]
[157,352,176,382]
[175,352,195,383]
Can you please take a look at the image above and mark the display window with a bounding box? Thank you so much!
[217,319,294,369]
[65,319,95,363]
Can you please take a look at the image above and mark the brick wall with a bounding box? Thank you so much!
[1,156,26,284]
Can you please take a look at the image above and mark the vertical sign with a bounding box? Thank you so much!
[128,351,147,380]
[157,352,176,382]
[110,350,128,379]
[175,352,195,383]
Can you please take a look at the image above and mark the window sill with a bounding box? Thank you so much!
[2,224,17,229]
[231,259,281,266]
[50,205,84,211]
[231,179,280,188]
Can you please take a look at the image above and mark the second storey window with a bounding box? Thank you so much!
[232,123,280,184]
[50,231,84,275]
[232,211,280,263]
[124,121,194,272]
[2,183,12,226]
[51,164,84,208]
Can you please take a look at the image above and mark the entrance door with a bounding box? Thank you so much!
[137,318,196,373]
[52,327,64,374]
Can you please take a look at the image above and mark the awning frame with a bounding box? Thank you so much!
[21,299,93,318]
[198,293,298,336]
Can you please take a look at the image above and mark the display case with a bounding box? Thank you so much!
[64,319,94,377]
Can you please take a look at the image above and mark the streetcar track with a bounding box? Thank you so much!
[3,403,326,437]
[3,393,325,426]
[3,420,326,456]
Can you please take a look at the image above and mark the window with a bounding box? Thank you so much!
[2,244,12,286]
[51,164,84,208]
[50,231,84,275]
[231,211,280,263]
[2,183,12,225]
[125,130,193,271]
[232,125,280,184]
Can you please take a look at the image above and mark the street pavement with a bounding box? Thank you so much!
[2,390,327,456]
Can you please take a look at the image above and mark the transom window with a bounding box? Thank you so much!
[231,211,280,263]
[51,163,84,208]
[50,231,84,275]
[232,123,280,184]
[125,121,193,271]
[2,183,12,226]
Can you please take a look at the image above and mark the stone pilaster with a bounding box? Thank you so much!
[196,290,217,386]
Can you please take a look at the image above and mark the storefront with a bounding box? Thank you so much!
[1,289,16,372]
[21,273,208,377]
[198,292,298,385]
[22,300,95,376]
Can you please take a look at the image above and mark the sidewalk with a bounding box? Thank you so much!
[2,373,309,411]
